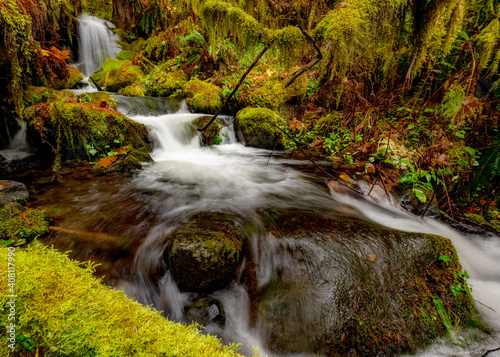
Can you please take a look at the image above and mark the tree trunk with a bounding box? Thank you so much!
[113,0,137,30]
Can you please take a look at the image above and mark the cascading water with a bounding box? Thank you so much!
[72,13,121,92]
[0,119,31,162]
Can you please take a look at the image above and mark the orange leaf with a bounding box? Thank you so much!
[96,155,119,168]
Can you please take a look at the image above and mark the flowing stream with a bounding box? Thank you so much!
[30,95,500,356]
[8,14,500,356]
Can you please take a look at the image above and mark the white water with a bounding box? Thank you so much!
[121,100,500,356]
[0,120,31,162]
[75,14,120,78]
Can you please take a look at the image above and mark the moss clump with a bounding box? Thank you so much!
[243,75,307,110]
[90,59,145,91]
[118,84,147,97]
[0,207,49,239]
[235,107,286,149]
[24,86,76,106]
[183,79,222,114]
[25,101,151,162]
[150,69,187,97]
[0,244,242,356]
[77,92,117,109]
[116,49,136,61]
[50,66,83,90]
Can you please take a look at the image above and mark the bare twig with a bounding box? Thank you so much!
[89,76,104,92]
[481,347,500,357]
[197,46,269,132]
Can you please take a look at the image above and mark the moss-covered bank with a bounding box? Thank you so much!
[0,244,243,356]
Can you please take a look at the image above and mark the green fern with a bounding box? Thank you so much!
[441,84,466,120]
[471,133,500,192]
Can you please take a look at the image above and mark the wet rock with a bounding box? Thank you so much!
[164,213,244,293]
[398,187,440,217]
[0,180,49,240]
[255,211,480,356]
[192,116,220,146]
[25,101,151,162]
[150,69,187,97]
[185,297,226,328]
[90,59,145,92]
[235,107,286,150]
[0,180,29,205]
[92,151,151,174]
[0,154,5,162]
[50,66,84,90]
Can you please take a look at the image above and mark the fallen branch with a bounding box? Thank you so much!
[197,46,269,132]
[89,76,104,92]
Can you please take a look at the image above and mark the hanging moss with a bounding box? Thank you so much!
[24,101,151,162]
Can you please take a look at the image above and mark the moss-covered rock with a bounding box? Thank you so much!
[164,213,244,293]
[150,69,187,97]
[235,107,286,149]
[116,49,135,61]
[0,207,49,240]
[77,92,117,109]
[25,102,151,162]
[192,116,221,146]
[90,59,145,92]
[259,211,481,356]
[183,79,222,114]
[118,84,147,97]
[91,149,152,174]
[24,86,77,106]
[50,66,84,90]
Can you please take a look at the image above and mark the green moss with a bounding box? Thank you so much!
[236,107,286,149]
[50,66,83,90]
[116,49,135,61]
[150,69,187,97]
[192,116,220,146]
[0,208,49,239]
[118,84,147,96]
[183,79,222,114]
[90,59,145,91]
[77,92,117,109]
[24,86,76,106]
[25,101,151,162]
[0,244,242,356]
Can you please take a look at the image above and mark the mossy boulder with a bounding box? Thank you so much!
[24,86,77,106]
[118,84,147,97]
[24,102,151,162]
[77,92,117,109]
[150,69,187,97]
[183,79,222,114]
[192,116,221,146]
[235,107,286,149]
[90,59,145,92]
[257,212,481,356]
[92,149,152,174]
[116,49,135,61]
[164,213,244,293]
[0,181,49,240]
[50,66,84,90]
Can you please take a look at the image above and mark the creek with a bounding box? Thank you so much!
[4,13,500,357]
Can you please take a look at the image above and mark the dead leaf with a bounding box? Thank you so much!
[368,254,376,262]
[96,155,119,168]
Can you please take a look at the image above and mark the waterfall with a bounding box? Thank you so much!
[74,13,121,78]
[0,120,31,162]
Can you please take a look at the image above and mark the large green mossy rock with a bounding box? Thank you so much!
[24,102,151,161]
[90,59,145,92]
[164,213,244,293]
[150,69,187,97]
[50,66,84,90]
[77,92,117,109]
[24,86,76,105]
[256,212,481,356]
[183,79,222,114]
[235,107,286,149]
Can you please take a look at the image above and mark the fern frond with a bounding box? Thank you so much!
[471,133,500,192]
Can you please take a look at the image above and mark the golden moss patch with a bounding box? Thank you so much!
[183,79,222,114]
[0,244,243,356]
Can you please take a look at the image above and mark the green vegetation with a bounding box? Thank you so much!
[236,107,286,149]
[0,208,49,240]
[0,244,243,356]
